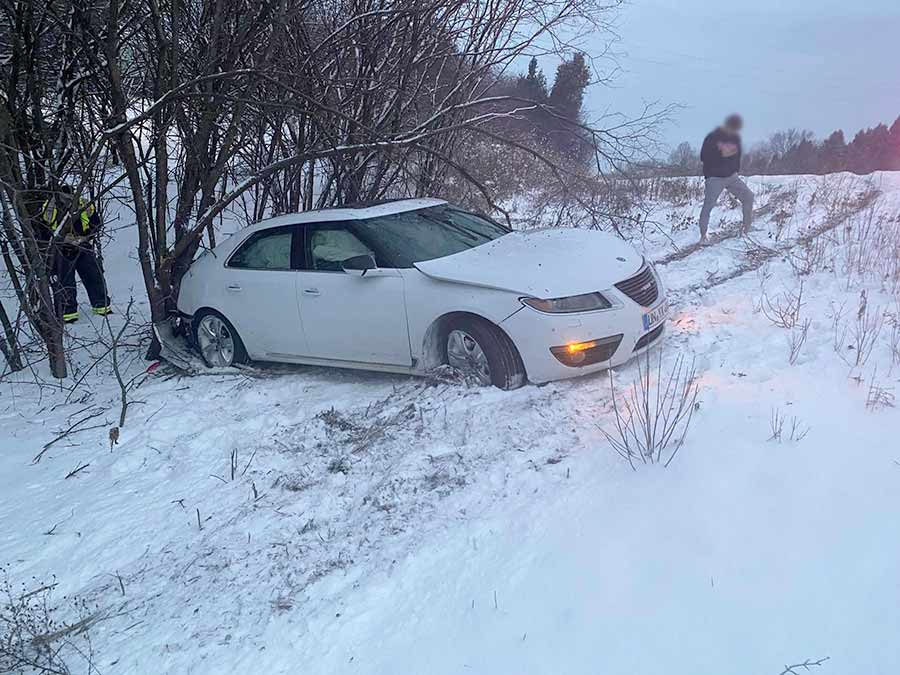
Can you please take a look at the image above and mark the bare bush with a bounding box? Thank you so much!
[760,280,805,330]
[602,353,700,469]
[787,319,811,365]
[636,176,704,207]
[833,290,884,369]
[886,301,900,369]
[769,186,798,242]
[0,570,99,674]
[768,408,810,443]
[788,234,831,277]
[866,369,895,411]
[838,204,897,290]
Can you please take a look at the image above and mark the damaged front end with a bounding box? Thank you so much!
[153,313,201,372]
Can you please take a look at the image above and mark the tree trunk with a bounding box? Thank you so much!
[0,299,23,372]
[44,320,67,379]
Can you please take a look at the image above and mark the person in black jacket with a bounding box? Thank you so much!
[42,185,111,323]
[698,114,754,242]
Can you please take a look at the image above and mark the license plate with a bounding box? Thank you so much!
[642,299,670,331]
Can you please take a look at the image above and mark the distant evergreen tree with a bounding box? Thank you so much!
[548,53,591,161]
[846,125,893,174]
[518,57,549,103]
[890,117,900,170]
[869,123,893,171]
[507,57,551,143]
[819,130,847,174]
[847,128,871,174]
[782,138,818,174]
[549,53,590,122]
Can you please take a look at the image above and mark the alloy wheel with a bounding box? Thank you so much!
[197,315,235,367]
[446,329,492,385]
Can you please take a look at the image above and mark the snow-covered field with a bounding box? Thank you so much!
[3,173,900,674]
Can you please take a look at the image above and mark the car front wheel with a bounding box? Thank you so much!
[444,317,525,390]
[193,310,248,368]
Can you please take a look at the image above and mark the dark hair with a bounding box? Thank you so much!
[724,114,743,132]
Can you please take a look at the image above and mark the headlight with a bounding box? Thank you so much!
[522,292,612,314]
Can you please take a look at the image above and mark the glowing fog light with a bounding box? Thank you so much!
[550,335,623,367]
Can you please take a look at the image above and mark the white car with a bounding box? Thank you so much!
[176,198,669,389]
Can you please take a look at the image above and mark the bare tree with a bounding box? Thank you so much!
[0,0,121,377]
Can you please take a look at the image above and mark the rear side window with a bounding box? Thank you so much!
[228,228,294,270]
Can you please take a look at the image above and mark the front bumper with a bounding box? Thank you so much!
[501,290,668,384]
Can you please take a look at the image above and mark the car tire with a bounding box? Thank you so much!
[443,316,526,390]
[193,309,249,368]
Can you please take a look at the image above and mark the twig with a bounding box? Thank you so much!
[106,298,136,428]
[242,448,258,476]
[778,656,830,675]
[64,462,91,479]
[33,407,109,463]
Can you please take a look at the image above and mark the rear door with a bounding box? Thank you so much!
[219,225,309,359]
[295,222,412,366]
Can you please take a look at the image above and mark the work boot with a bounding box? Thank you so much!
[63,311,80,324]
[92,306,113,316]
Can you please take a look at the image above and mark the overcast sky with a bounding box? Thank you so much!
[589,0,900,150]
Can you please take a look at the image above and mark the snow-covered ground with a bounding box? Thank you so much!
[2,173,900,674]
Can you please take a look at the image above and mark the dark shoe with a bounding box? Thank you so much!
[63,312,80,324]
[92,306,113,316]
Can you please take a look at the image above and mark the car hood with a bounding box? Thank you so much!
[413,228,644,297]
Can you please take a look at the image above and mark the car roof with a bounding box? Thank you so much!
[240,198,448,234]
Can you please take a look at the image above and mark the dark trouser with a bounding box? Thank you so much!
[55,245,110,316]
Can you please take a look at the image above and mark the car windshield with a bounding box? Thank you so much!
[353,205,509,268]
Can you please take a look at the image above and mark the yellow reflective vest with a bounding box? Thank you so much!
[41,198,95,234]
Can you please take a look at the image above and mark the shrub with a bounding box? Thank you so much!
[601,352,700,469]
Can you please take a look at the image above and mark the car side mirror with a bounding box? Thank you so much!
[341,254,377,277]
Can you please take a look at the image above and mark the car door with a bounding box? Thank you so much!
[220,225,309,359]
[296,222,412,366]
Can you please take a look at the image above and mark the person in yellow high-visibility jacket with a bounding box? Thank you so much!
[42,185,111,323]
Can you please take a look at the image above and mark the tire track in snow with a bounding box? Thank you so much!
[658,188,881,300]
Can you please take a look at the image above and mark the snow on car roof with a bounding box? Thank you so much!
[244,198,448,233]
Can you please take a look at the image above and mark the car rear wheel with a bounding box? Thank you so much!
[444,317,526,390]
[194,310,248,368]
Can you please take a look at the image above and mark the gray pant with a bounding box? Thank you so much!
[699,174,754,237]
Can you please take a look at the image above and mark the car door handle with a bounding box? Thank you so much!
[302,288,321,296]
[226,284,242,292]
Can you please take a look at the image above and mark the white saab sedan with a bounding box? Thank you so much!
[177,198,669,389]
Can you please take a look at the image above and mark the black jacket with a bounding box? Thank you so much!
[700,128,742,178]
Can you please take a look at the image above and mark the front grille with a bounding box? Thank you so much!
[615,265,659,307]
[634,324,665,352]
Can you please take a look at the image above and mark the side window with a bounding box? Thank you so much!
[308,226,374,272]
[228,229,293,270]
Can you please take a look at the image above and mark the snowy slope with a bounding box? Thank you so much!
[2,173,900,674]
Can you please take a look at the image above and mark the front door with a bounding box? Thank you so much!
[296,224,412,366]
[220,225,308,359]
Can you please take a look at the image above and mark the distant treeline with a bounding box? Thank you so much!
[666,118,900,176]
